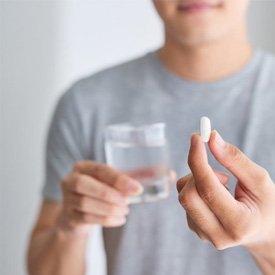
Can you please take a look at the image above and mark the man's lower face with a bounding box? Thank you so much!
[153,0,250,46]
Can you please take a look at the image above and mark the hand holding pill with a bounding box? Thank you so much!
[177,120,275,253]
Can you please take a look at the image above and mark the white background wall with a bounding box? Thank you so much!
[1,1,275,275]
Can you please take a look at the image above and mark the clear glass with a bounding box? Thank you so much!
[104,123,170,204]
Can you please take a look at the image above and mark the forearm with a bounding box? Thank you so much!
[246,241,275,275]
[27,227,89,275]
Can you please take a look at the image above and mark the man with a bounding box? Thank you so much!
[27,1,275,274]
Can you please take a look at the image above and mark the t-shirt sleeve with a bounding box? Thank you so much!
[42,87,87,201]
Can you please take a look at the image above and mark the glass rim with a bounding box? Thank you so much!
[105,122,166,133]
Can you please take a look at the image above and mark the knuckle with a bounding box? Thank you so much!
[60,177,67,190]
[72,176,82,193]
[227,210,251,242]
[197,231,207,241]
[91,162,104,174]
[99,188,112,201]
[100,188,111,201]
[79,212,88,222]
[178,191,191,209]
[176,178,183,187]
[200,190,216,204]
[225,146,245,168]
[176,176,188,192]
[211,235,233,250]
[61,173,73,190]
[212,240,227,250]
[229,145,241,161]
[103,216,113,226]
[229,231,244,243]
[78,196,88,210]
[107,205,118,215]
[84,214,92,223]
[73,161,83,171]
[227,222,248,244]
[62,200,71,212]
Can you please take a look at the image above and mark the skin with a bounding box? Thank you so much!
[153,0,252,81]
[27,162,144,274]
[177,132,275,274]
[27,162,175,275]
[28,0,275,274]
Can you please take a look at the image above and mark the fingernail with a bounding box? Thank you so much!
[128,179,143,193]
[214,131,226,148]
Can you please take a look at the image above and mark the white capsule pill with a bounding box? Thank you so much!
[200,116,211,143]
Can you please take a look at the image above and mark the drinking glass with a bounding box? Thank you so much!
[104,123,170,204]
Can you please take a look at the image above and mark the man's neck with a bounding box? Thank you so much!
[158,27,253,82]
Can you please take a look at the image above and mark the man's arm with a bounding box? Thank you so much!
[27,200,88,275]
[27,161,142,275]
[246,241,275,275]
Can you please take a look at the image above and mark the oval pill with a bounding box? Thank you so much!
[200,116,211,142]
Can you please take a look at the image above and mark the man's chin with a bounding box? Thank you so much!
[169,29,220,48]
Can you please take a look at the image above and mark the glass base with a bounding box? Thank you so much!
[128,179,170,204]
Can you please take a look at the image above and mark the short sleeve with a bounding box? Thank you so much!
[42,86,87,201]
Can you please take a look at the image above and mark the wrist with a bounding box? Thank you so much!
[244,240,275,275]
[245,239,275,260]
[55,210,93,240]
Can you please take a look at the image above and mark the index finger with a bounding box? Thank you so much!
[188,134,239,224]
[208,130,269,191]
[74,161,143,196]
[177,169,229,194]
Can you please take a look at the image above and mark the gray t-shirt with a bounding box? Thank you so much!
[43,49,275,275]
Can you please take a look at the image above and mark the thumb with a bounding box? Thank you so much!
[208,130,267,191]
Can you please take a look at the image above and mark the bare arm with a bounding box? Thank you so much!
[246,242,275,275]
[27,200,88,275]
